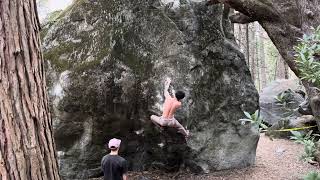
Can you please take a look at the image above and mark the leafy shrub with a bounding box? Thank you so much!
[290,130,319,163]
[301,139,317,163]
[274,89,298,118]
[303,171,320,180]
[294,26,320,87]
[239,110,268,132]
[275,90,294,106]
[290,130,314,144]
[293,26,320,164]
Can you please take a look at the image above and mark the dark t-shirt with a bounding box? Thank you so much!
[101,154,128,180]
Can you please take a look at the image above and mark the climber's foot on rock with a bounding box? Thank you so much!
[184,130,190,141]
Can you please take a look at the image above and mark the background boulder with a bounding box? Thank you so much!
[260,79,318,138]
[260,79,305,126]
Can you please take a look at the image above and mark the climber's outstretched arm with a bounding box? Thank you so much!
[164,77,172,99]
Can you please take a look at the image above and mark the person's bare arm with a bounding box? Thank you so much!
[122,159,128,180]
[122,174,128,180]
[164,77,172,99]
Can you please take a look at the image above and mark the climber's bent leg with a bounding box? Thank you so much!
[151,116,189,137]
[172,119,189,137]
[150,115,165,127]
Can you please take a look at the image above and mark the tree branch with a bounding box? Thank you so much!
[206,0,220,6]
[229,12,256,24]
[206,0,280,22]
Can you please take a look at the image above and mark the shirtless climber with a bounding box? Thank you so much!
[150,78,190,138]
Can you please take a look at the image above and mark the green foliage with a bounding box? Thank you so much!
[290,130,319,163]
[294,26,320,87]
[239,110,268,132]
[274,91,288,105]
[274,90,295,107]
[274,90,298,118]
[301,139,317,163]
[290,130,314,143]
[303,171,320,180]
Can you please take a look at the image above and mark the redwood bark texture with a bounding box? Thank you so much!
[0,0,60,179]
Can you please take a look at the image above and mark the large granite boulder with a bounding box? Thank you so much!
[42,0,259,179]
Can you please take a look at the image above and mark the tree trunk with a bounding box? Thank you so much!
[276,56,286,79]
[275,55,290,80]
[0,0,60,179]
[255,26,260,91]
[245,24,250,66]
[249,24,256,82]
[236,24,242,47]
[235,25,244,51]
[258,25,267,89]
[284,63,289,79]
[256,48,260,91]
[234,24,249,65]
[274,59,278,81]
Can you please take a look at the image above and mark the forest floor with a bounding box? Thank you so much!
[127,134,320,180]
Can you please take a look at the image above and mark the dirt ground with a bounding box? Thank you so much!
[128,134,320,180]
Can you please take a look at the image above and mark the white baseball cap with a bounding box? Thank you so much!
[108,138,121,149]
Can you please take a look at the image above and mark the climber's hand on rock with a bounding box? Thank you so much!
[165,77,171,86]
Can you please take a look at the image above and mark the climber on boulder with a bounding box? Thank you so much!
[150,77,190,139]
